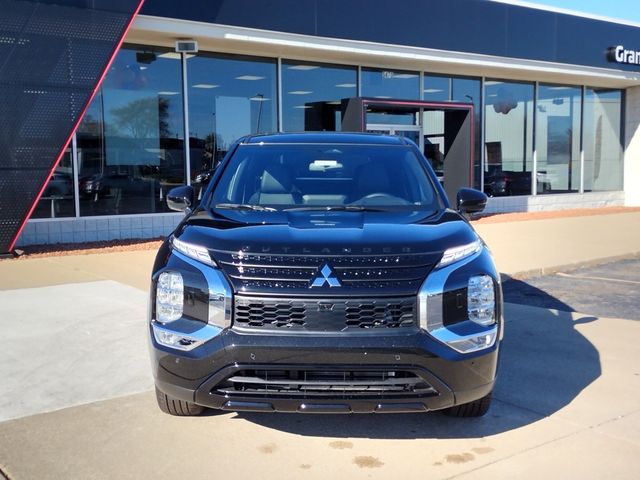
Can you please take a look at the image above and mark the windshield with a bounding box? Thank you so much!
[210,143,442,211]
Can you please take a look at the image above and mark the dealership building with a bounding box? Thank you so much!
[4,0,640,250]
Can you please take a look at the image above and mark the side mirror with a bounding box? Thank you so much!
[456,188,487,214]
[167,185,194,213]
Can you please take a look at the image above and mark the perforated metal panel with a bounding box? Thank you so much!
[0,0,143,252]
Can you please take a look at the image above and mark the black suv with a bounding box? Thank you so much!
[149,133,503,417]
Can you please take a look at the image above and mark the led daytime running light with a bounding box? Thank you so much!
[437,239,482,268]
[172,237,216,266]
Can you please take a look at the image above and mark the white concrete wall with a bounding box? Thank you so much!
[624,86,640,206]
[15,213,183,247]
[484,191,625,214]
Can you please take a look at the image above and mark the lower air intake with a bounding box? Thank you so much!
[214,369,437,398]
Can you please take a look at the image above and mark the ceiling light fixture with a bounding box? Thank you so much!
[392,73,418,79]
[235,75,265,81]
[158,52,194,60]
[193,83,219,89]
[288,65,319,71]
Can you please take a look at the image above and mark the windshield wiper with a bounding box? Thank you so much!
[214,203,277,212]
[283,205,389,212]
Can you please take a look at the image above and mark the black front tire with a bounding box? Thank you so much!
[442,391,493,417]
[155,387,204,416]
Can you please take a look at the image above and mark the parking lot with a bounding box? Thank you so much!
[1,225,639,479]
[503,258,640,321]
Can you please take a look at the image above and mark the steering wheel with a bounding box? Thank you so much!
[356,193,410,205]
[361,193,391,200]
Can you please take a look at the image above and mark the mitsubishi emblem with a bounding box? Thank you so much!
[310,263,341,288]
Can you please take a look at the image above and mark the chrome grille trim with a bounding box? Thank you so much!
[212,250,437,294]
[211,248,437,258]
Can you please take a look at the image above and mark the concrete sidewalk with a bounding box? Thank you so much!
[0,249,156,291]
[474,211,640,277]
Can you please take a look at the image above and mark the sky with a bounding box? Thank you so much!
[508,0,640,24]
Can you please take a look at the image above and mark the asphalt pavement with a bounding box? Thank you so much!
[503,258,640,321]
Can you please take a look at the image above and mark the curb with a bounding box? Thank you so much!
[500,251,640,283]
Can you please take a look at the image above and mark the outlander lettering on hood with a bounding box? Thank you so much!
[149,132,503,418]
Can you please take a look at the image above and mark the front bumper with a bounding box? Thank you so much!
[151,328,499,413]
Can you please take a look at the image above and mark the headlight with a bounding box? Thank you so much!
[152,246,233,351]
[156,271,183,323]
[418,249,499,354]
[437,239,482,268]
[467,275,495,326]
[172,237,217,267]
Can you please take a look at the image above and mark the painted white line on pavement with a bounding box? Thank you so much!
[555,272,640,285]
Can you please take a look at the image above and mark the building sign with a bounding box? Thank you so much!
[607,45,640,66]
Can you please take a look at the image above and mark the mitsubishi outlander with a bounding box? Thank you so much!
[149,132,503,417]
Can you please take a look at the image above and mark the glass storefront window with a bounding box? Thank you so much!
[421,109,445,180]
[281,60,357,132]
[186,53,277,185]
[32,43,626,229]
[76,45,185,216]
[77,46,185,216]
[362,67,420,101]
[423,75,450,102]
[452,77,482,190]
[367,108,417,126]
[583,89,623,192]
[31,143,75,218]
[421,75,482,189]
[536,85,581,194]
[484,80,534,196]
[364,68,420,125]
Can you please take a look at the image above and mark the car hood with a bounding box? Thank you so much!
[174,209,478,297]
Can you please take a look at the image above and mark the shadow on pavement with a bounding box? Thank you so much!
[237,280,601,439]
[502,277,578,311]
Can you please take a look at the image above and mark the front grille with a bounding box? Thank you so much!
[235,299,307,329]
[211,249,438,295]
[233,296,417,331]
[345,301,414,328]
[214,369,437,398]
